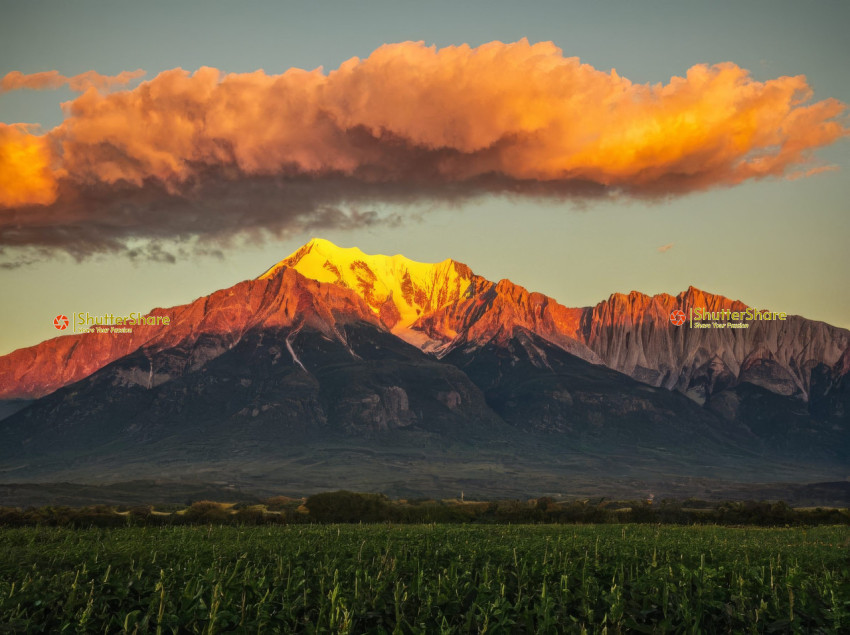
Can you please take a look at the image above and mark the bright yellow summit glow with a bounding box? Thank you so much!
[260,238,473,347]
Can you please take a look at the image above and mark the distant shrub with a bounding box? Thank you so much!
[128,505,153,519]
[232,508,259,524]
[264,496,302,512]
[184,501,230,523]
[305,491,391,523]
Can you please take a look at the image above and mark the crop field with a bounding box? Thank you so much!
[0,524,848,633]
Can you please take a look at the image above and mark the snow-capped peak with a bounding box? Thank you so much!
[260,238,477,345]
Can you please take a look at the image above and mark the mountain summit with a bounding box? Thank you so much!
[262,238,594,359]
[261,238,482,351]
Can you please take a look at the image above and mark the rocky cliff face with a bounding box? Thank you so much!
[582,286,850,403]
[416,278,596,362]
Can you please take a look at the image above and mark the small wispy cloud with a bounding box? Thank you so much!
[0,69,145,93]
[657,243,675,253]
[786,165,839,181]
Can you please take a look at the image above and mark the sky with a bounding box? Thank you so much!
[0,0,848,355]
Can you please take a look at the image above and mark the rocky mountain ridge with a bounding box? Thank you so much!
[0,266,379,399]
[2,239,848,409]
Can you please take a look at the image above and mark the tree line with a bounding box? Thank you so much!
[0,491,847,527]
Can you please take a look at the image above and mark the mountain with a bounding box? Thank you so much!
[0,263,519,492]
[0,238,847,500]
[6,238,847,408]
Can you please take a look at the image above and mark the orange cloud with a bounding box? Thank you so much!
[0,124,58,207]
[0,40,847,257]
[0,70,66,92]
[0,69,145,93]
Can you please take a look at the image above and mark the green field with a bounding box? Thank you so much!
[1,525,848,633]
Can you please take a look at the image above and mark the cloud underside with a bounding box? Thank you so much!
[0,39,847,261]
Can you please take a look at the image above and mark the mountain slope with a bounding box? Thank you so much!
[0,321,510,481]
[4,304,828,493]
[0,267,523,487]
[0,266,379,400]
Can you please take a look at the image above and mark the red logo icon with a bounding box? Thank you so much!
[53,314,69,330]
[669,309,686,326]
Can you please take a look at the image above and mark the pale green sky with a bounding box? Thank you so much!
[1,0,848,355]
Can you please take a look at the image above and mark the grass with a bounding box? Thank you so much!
[0,524,848,633]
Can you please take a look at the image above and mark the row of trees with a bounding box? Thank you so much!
[303,491,850,526]
[0,492,847,527]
